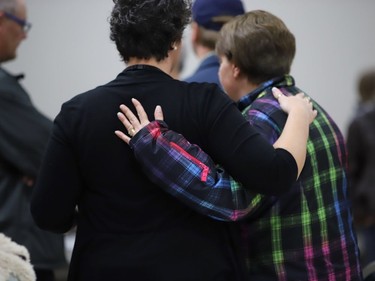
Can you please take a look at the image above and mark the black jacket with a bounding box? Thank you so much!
[31,65,297,280]
[0,67,65,269]
[347,106,375,225]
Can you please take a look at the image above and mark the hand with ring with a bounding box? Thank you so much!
[272,87,317,125]
[115,98,164,144]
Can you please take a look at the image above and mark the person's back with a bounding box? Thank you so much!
[240,81,362,280]
[347,108,375,218]
[348,108,375,223]
[31,68,247,280]
[215,10,362,280]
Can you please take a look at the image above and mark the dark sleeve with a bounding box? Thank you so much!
[346,119,364,187]
[31,104,82,233]
[129,121,276,221]
[195,86,297,196]
[0,83,52,177]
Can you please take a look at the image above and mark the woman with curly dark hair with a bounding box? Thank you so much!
[31,1,315,280]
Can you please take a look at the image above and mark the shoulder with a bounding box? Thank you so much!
[184,70,219,85]
[0,69,24,99]
[184,56,221,86]
[185,81,231,106]
[0,68,12,81]
[362,107,375,121]
[59,79,116,113]
[350,109,375,131]
[248,90,284,122]
[179,81,236,132]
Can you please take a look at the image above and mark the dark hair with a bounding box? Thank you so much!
[216,10,296,84]
[358,69,375,102]
[110,0,191,63]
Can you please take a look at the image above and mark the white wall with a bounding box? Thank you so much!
[5,0,124,118]
[5,0,375,135]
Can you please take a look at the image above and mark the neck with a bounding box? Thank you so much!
[127,56,174,76]
[233,77,259,102]
[194,44,215,60]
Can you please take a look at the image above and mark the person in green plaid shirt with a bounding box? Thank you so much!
[116,10,363,281]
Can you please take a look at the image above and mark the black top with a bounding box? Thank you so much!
[31,65,297,280]
[347,107,375,222]
[0,67,65,269]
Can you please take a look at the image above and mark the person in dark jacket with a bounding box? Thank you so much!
[347,69,375,266]
[0,0,66,280]
[30,1,315,280]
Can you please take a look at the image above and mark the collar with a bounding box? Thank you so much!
[198,53,220,68]
[0,67,25,81]
[200,51,217,61]
[123,64,174,80]
[125,64,162,72]
[237,75,295,111]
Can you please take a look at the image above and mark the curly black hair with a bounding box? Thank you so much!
[110,0,191,63]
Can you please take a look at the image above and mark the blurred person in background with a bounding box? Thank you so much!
[0,0,66,280]
[117,10,363,281]
[347,69,375,267]
[184,0,245,87]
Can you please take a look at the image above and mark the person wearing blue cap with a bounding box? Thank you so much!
[184,0,245,87]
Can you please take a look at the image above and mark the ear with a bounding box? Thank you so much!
[174,40,182,49]
[0,11,5,22]
[0,12,5,28]
[232,64,241,79]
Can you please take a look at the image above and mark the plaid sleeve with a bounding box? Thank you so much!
[129,120,275,221]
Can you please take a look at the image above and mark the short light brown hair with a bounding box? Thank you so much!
[216,10,296,84]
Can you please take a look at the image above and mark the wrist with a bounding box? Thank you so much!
[289,107,310,124]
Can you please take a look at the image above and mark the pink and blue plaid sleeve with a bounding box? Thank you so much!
[129,120,275,221]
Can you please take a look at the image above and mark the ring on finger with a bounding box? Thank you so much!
[128,127,136,136]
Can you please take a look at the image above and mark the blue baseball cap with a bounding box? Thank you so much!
[192,0,245,31]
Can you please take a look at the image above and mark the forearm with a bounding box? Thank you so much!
[31,134,81,233]
[119,93,298,197]
[130,121,273,221]
[273,108,310,178]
